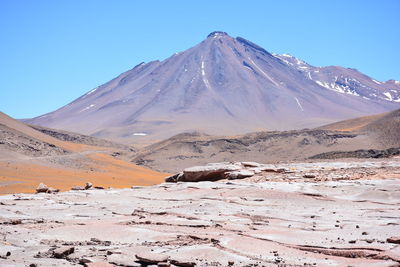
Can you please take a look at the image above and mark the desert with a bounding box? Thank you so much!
[1,159,400,266]
[1,109,400,265]
[2,2,400,266]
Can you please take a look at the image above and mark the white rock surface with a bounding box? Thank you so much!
[0,159,400,266]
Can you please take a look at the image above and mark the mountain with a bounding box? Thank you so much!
[0,111,166,194]
[25,31,400,144]
[132,109,400,173]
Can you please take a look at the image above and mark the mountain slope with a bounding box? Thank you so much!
[25,32,400,144]
[359,109,400,147]
[318,113,388,132]
[0,111,92,156]
[0,112,166,194]
[320,108,400,146]
[29,124,132,151]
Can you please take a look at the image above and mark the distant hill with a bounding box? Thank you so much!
[132,110,400,173]
[29,124,132,151]
[360,109,400,147]
[0,111,82,158]
[320,108,400,146]
[318,113,388,132]
[131,130,372,173]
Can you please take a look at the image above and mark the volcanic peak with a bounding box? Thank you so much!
[207,31,229,38]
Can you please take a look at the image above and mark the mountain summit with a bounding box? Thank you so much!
[26,32,400,143]
[207,31,229,38]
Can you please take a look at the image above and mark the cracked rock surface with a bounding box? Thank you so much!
[0,159,400,266]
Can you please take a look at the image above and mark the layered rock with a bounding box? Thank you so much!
[165,162,285,182]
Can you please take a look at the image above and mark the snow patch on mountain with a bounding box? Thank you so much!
[372,79,382,85]
[294,97,304,111]
[384,92,393,101]
[247,57,280,86]
[201,60,212,90]
[80,104,95,112]
[87,87,98,95]
[133,133,148,136]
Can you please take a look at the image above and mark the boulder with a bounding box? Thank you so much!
[387,236,400,244]
[36,183,49,193]
[53,246,75,258]
[85,182,93,190]
[249,167,263,174]
[71,186,85,191]
[107,253,140,266]
[182,164,242,182]
[224,170,255,180]
[206,162,231,166]
[85,263,115,267]
[47,187,60,194]
[165,172,184,183]
[259,167,287,173]
[0,250,11,259]
[79,258,94,264]
[241,162,262,167]
[10,219,22,225]
[164,162,288,182]
[170,258,196,267]
[135,252,169,264]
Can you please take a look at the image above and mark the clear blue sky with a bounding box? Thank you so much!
[1,0,399,119]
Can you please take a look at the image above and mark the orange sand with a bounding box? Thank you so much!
[0,152,169,195]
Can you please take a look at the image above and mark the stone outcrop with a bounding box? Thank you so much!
[71,186,85,191]
[165,162,285,182]
[72,182,94,191]
[36,183,60,194]
[36,183,49,193]
[47,187,60,193]
[224,170,255,180]
[135,252,169,264]
[52,246,75,259]
[85,182,93,190]
[387,237,400,244]
[165,172,184,183]
[182,163,242,182]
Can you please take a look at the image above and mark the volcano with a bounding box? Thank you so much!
[25,31,400,143]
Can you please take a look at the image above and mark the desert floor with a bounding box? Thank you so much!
[0,159,399,266]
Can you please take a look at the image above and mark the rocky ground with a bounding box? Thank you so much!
[1,159,400,266]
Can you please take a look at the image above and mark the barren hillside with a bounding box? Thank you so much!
[132,110,400,173]
[0,112,166,194]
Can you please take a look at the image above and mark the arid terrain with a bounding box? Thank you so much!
[2,108,399,194]
[1,159,399,266]
[0,112,167,195]
[2,3,400,267]
[1,109,399,266]
[132,109,400,173]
